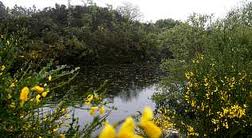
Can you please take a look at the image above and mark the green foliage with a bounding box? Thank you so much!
[154,2,252,137]
[0,3,178,65]
[158,14,212,61]
[0,35,109,137]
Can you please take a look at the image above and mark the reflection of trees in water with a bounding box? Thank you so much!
[117,86,143,102]
[74,64,162,102]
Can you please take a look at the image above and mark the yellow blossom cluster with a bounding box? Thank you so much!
[9,79,18,88]
[154,113,174,131]
[185,71,194,80]
[218,104,246,119]
[84,93,105,116]
[84,94,95,105]
[99,107,161,138]
[181,60,251,133]
[89,106,105,115]
[19,84,49,107]
[31,85,49,103]
[210,104,246,130]
[187,125,199,136]
[184,86,198,109]
[184,69,248,112]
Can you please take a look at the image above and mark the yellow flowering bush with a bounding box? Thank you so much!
[84,92,108,116]
[0,35,109,137]
[155,52,252,136]
[154,3,252,137]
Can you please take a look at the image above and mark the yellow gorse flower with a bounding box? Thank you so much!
[140,107,162,138]
[99,107,161,138]
[85,94,94,105]
[42,89,49,97]
[1,65,5,71]
[89,106,99,116]
[187,125,198,136]
[99,122,116,138]
[20,87,29,102]
[89,106,105,116]
[141,107,153,121]
[191,99,196,108]
[154,113,173,131]
[31,85,44,93]
[20,87,30,107]
[185,71,194,80]
[118,117,143,138]
[9,102,16,109]
[10,82,15,88]
[48,75,52,81]
[187,126,194,133]
[99,117,143,138]
[99,106,105,115]
[42,92,48,97]
[36,94,41,103]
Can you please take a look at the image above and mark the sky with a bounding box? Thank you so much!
[1,0,249,22]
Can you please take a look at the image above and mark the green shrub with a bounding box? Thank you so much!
[153,2,252,137]
[0,35,108,137]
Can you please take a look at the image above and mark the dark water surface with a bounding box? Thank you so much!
[67,64,162,126]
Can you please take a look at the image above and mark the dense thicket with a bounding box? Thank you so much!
[154,2,252,137]
[0,2,179,65]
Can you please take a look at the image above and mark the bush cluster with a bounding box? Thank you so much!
[153,2,252,137]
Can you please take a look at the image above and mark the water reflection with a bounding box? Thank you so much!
[76,64,161,101]
[106,84,157,123]
[71,84,157,136]
[69,65,161,127]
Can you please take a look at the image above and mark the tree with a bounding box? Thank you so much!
[116,2,143,21]
[155,19,180,30]
[0,1,8,20]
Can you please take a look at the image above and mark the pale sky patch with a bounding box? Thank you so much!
[1,0,249,22]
